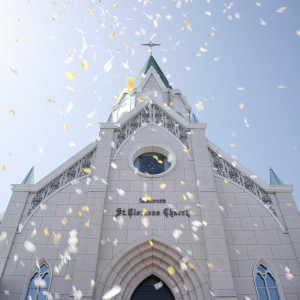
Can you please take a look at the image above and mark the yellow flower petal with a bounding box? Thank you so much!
[168,266,175,275]
[113,4,119,7]
[2,163,7,171]
[184,20,191,26]
[239,103,244,110]
[153,19,158,28]
[127,77,134,92]
[78,211,82,217]
[180,223,184,229]
[85,221,90,228]
[63,124,68,130]
[256,2,263,6]
[183,148,190,152]
[149,240,153,246]
[43,228,49,236]
[82,206,89,212]
[83,168,91,174]
[188,263,195,269]
[10,109,15,115]
[137,97,144,102]
[183,195,187,201]
[180,181,185,185]
[57,233,62,240]
[207,262,214,269]
[160,183,166,190]
[224,179,229,183]
[296,30,300,36]
[235,249,241,255]
[65,274,71,280]
[61,217,67,226]
[209,32,215,37]
[142,208,148,216]
[88,8,92,15]
[81,60,88,71]
[66,72,76,80]
[110,32,116,39]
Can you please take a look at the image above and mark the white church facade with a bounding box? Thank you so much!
[0,54,300,300]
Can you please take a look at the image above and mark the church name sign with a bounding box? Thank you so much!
[115,208,191,218]
[115,198,190,218]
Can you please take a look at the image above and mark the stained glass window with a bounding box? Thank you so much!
[26,264,50,300]
[134,153,170,175]
[131,275,175,300]
[255,264,279,300]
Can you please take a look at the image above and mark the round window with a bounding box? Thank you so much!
[134,153,170,175]
[129,144,176,178]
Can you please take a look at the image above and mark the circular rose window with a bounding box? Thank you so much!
[129,144,176,178]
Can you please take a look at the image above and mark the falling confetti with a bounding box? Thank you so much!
[83,168,91,174]
[110,32,116,39]
[239,103,244,110]
[43,228,49,236]
[102,286,122,300]
[2,164,7,171]
[24,240,36,253]
[88,8,92,15]
[168,266,175,275]
[127,77,134,92]
[66,72,76,80]
[9,109,15,115]
[81,60,88,71]
[256,2,263,6]
[160,183,166,190]
[276,7,286,13]
[63,124,69,130]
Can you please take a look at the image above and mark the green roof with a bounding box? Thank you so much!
[270,167,283,185]
[21,166,34,184]
[134,55,172,89]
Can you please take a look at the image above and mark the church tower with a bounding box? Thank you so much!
[0,51,299,300]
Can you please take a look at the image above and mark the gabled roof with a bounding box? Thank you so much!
[270,168,283,185]
[134,55,172,89]
[21,166,34,184]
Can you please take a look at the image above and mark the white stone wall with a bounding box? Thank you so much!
[215,177,300,300]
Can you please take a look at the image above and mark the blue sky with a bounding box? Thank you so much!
[0,0,300,212]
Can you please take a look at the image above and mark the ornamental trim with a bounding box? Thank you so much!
[27,150,95,216]
[115,104,189,149]
[209,148,276,215]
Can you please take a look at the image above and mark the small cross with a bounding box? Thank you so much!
[141,40,161,55]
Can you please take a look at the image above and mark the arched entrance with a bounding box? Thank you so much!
[131,275,175,300]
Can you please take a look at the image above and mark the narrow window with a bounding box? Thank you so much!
[255,264,280,300]
[26,264,50,300]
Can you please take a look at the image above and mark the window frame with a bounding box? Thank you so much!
[253,258,285,300]
[21,257,52,300]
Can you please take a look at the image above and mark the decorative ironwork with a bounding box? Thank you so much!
[28,150,95,216]
[209,149,276,215]
[115,104,189,149]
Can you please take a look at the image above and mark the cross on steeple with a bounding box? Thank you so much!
[141,40,161,55]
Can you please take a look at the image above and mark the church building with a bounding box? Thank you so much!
[0,52,300,300]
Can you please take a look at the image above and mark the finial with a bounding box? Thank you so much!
[141,40,161,55]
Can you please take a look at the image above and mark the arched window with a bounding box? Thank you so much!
[131,275,175,300]
[22,258,52,300]
[254,260,284,300]
[134,152,170,175]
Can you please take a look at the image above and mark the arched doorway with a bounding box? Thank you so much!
[131,275,175,300]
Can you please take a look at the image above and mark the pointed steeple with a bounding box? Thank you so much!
[134,55,172,89]
[270,167,283,185]
[21,166,34,184]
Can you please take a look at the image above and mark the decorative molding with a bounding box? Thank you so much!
[27,150,95,216]
[115,103,189,149]
[209,148,276,216]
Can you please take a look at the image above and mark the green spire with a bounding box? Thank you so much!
[134,55,172,89]
[21,166,34,184]
[270,167,283,185]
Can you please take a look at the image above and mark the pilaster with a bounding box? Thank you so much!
[191,128,237,299]
[69,128,114,299]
